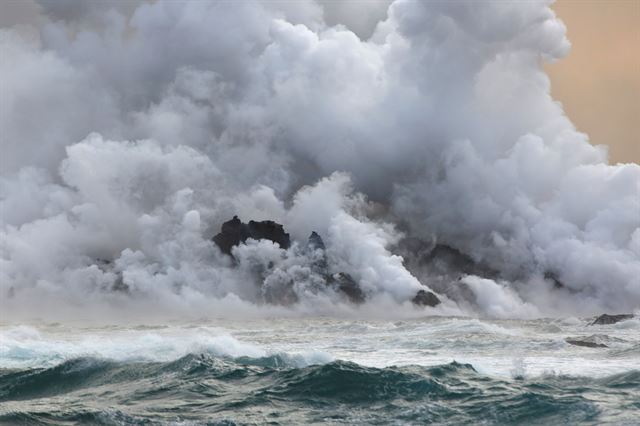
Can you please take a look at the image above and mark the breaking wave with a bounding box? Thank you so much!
[1,354,637,425]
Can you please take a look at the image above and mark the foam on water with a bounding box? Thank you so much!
[0,324,333,370]
[1,317,638,424]
[2,316,637,378]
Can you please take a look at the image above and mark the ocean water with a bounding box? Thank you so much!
[1,316,638,425]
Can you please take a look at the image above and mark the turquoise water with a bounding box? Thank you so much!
[1,317,638,425]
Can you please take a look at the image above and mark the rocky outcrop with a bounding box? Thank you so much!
[565,336,608,348]
[590,314,634,326]
[412,289,441,307]
[307,231,325,251]
[306,232,364,304]
[212,219,365,304]
[328,272,365,304]
[213,216,291,255]
[399,240,498,281]
[307,231,329,273]
[395,238,494,307]
[212,218,444,307]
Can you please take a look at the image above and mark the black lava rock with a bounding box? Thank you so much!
[307,231,326,251]
[329,272,366,304]
[306,232,365,303]
[214,221,367,304]
[565,338,608,348]
[307,231,328,273]
[412,289,441,307]
[213,216,291,255]
[590,314,634,326]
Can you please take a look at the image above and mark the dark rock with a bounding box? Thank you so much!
[305,231,365,303]
[214,222,367,304]
[565,337,608,348]
[328,272,365,304]
[213,216,291,255]
[426,245,478,273]
[412,289,441,307]
[213,216,246,255]
[307,231,326,251]
[590,314,634,326]
[307,231,328,273]
[396,239,497,306]
[246,220,291,249]
[307,232,365,303]
[423,244,498,280]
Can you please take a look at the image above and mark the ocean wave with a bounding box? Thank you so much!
[0,327,332,370]
[1,356,637,425]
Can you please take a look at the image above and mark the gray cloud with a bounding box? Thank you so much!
[0,0,638,319]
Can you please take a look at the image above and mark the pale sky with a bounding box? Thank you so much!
[547,0,640,164]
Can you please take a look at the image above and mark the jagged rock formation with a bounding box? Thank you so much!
[307,231,329,273]
[399,239,498,280]
[306,232,364,304]
[590,314,634,326]
[305,230,437,306]
[307,231,325,251]
[212,218,364,304]
[565,337,608,348]
[328,272,365,304]
[396,238,493,307]
[212,217,442,307]
[412,289,441,307]
[213,216,291,255]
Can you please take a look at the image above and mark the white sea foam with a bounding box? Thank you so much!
[4,316,637,379]
[0,325,332,369]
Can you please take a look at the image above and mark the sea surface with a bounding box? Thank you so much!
[1,316,638,425]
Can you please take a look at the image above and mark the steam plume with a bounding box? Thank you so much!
[1,0,638,319]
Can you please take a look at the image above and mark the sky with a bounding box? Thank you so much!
[547,0,640,164]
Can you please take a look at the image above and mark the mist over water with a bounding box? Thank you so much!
[1,3,640,424]
[1,0,639,319]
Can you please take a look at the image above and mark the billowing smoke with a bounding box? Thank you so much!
[1,0,638,320]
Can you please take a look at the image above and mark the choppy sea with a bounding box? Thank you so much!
[1,316,638,425]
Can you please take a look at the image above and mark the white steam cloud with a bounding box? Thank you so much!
[0,0,638,319]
